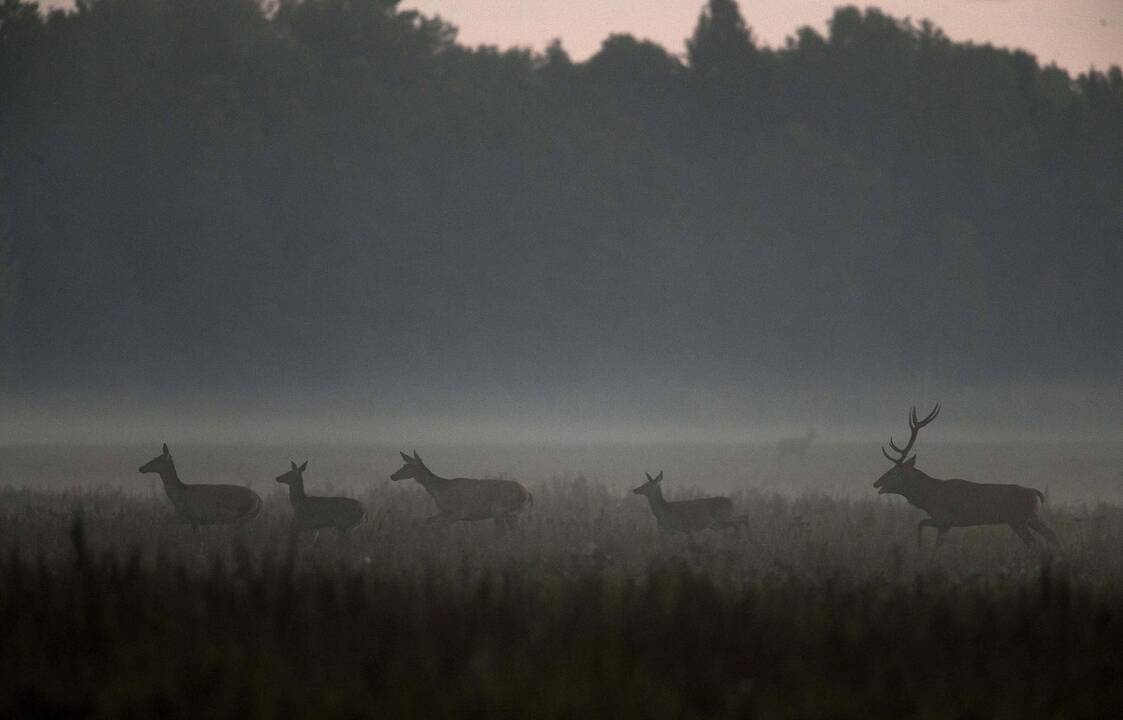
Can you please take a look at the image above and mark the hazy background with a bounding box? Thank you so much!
[1,0,1120,448]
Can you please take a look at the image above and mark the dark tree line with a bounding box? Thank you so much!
[1,0,1120,398]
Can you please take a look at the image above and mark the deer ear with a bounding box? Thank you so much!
[162,443,169,456]
[291,461,298,471]
[645,472,653,482]
[655,471,663,482]
[905,456,917,467]
[400,451,412,462]
[413,450,423,464]
[299,460,308,472]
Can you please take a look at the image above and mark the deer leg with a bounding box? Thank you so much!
[917,519,938,547]
[1009,523,1037,547]
[1028,516,1061,548]
[935,526,948,548]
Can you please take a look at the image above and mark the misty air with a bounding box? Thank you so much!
[1,0,1121,716]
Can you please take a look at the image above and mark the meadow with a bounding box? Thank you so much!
[1,442,1122,718]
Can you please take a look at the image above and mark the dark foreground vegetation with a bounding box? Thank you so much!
[2,481,1123,718]
[2,0,1121,396]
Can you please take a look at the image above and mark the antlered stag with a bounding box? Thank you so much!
[875,405,1059,548]
[390,451,531,531]
[633,471,749,535]
[139,443,262,529]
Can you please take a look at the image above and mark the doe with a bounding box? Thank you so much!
[390,451,531,532]
[275,460,364,537]
[139,443,262,530]
[633,471,749,535]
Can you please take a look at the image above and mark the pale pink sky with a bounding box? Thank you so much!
[404,0,1123,73]
[37,1,1123,74]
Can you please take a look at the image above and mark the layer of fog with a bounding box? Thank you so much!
[2,378,1120,446]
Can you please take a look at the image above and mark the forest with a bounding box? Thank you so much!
[1,0,1120,402]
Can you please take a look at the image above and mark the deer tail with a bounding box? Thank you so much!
[1031,488,1046,505]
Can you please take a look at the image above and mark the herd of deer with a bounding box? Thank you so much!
[137,405,1060,549]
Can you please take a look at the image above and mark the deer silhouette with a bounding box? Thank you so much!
[275,460,364,537]
[390,451,531,532]
[633,471,749,535]
[139,444,261,530]
[875,405,1059,548]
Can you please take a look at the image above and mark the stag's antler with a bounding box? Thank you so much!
[882,404,940,464]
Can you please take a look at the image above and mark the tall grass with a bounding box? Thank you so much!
[1,480,1122,718]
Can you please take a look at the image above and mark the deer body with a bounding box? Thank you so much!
[887,471,1044,526]
[634,472,748,535]
[391,451,531,530]
[139,444,262,529]
[276,461,364,534]
[876,406,1058,548]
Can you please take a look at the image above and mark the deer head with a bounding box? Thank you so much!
[874,404,939,496]
[139,443,174,475]
[633,471,664,497]
[390,451,427,481]
[275,460,308,485]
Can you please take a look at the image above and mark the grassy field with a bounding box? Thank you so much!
[1,443,1122,717]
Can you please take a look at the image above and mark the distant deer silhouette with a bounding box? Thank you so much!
[875,405,1059,549]
[390,451,531,531]
[777,428,816,463]
[633,471,749,535]
[275,460,364,537]
[139,444,261,530]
